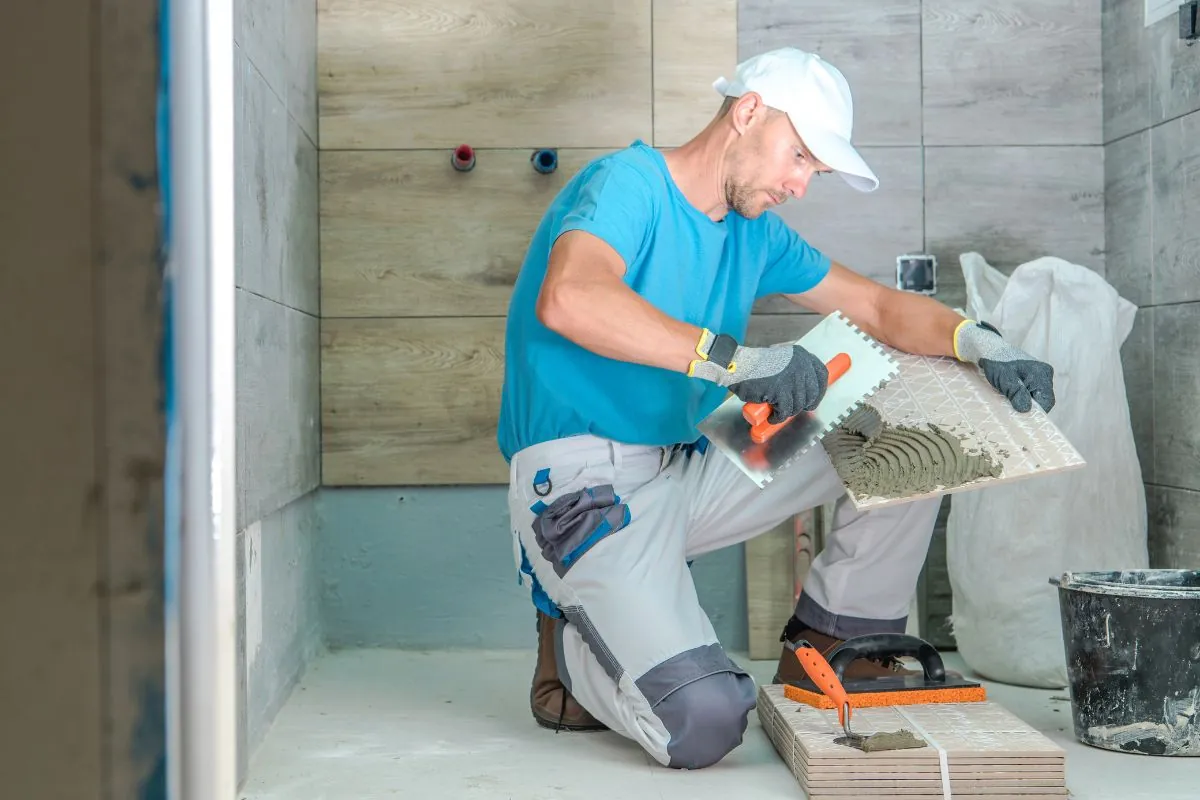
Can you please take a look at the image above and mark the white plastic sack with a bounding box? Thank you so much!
[946,252,1149,688]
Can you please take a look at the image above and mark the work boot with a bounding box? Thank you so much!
[772,614,927,685]
[530,611,607,732]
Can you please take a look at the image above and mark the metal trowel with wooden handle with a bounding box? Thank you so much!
[696,310,899,488]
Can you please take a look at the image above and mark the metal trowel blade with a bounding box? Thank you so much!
[696,310,899,488]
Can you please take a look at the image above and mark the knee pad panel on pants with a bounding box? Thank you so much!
[636,643,756,769]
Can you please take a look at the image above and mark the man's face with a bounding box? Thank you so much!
[724,105,830,218]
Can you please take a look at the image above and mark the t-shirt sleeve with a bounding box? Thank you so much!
[551,158,655,283]
[755,211,831,298]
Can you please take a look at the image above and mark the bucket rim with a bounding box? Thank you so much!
[1049,569,1200,599]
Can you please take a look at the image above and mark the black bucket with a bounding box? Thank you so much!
[1051,569,1200,757]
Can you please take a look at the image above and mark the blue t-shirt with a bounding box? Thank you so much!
[496,140,831,461]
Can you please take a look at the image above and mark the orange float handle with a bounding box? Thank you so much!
[742,352,852,443]
[791,640,853,728]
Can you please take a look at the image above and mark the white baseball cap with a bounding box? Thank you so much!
[714,47,878,192]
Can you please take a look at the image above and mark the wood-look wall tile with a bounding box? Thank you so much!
[1153,302,1200,492]
[653,0,738,148]
[320,149,606,318]
[924,146,1104,311]
[738,0,921,146]
[1151,109,1200,305]
[1104,129,1152,306]
[922,1,1102,145]
[317,0,652,149]
[1102,0,1151,143]
[321,317,508,485]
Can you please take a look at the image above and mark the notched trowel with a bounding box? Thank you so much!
[697,310,898,487]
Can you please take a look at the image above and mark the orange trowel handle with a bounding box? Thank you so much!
[742,352,852,444]
[792,641,853,728]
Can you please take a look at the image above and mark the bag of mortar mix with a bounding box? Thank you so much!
[945,252,1148,688]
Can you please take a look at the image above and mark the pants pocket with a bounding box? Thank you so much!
[531,484,631,578]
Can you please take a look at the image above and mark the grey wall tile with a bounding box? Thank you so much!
[1121,307,1155,483]
[925,146,1105,310]
[237,0,286,98]
[1151,109,1200,304]
[738,1,922,146]
[1150,8,1200,125]
[1104,129,1153,305]
[237,289,320,529]
[238,49,287,303]
[1147,485,1200,568]
[1102,0,1151,142]
[287,0,318,146]
[1153,302,1200,491]
[923,1,1102,145]
[772,147,924,291]
[240,493,322,762]
[282,117,319,316]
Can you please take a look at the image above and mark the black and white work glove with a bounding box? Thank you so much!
[689,329,828,423]
[954,320,1055,413]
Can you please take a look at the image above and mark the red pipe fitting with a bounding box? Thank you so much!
[452,144,476,171]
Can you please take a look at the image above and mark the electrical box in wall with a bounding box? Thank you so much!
[896,254,937,295]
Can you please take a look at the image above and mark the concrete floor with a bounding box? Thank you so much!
[241,648,1196,799]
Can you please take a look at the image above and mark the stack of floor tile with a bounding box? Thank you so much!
[757,684,1068,799]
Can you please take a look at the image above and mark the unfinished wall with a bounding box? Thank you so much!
[1104,0,1200,568]
[1,2,166,796]
[234,0,323,779]
[314,0,749,650]
[313,1,1110,651]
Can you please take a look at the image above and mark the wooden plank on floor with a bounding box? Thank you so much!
[652,0,738,148]
[319,148,607,318]
[321,317,508,485]
[317,0,653,149]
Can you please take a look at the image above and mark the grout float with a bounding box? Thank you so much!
[822,404,1002,499]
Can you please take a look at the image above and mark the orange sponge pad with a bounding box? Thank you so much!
[783,683,987,710]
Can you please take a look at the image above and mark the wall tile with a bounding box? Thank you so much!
[1147,485,1200,569]
[1102,0,1152,143]
[237,290,320,528]
[923,1,1102,145]
[738,0,921,146]
[1104,129,1153,305]
[925,146,1105,310]
[1150,7,1200,125]
[282,116,319,316]
[287,0,318,145]
[1153,302,1200,492]
[238,0,287,99]
[756,147,924,315]
[238,49,287,303]
[1121,306,1155,483]
[1151,109,1200,304]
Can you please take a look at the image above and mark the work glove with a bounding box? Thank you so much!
[954,320,1055,413]
[689,329,828,423]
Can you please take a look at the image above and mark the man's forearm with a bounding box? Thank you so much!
[537,274,704,374]
[869,287,966,359]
